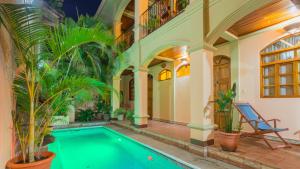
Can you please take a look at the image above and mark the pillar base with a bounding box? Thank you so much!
[134,115,149,127]
[190,138,214,146]
[134,124,148,128]
[188,123,214,147]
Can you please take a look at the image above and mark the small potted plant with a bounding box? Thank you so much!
[126,109,134,124]
[96,99,111,121]
[52,106,70,126]
[114,108,126,121]
[102,104,112,121]
[215,83,241,152]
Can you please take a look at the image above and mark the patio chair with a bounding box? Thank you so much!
[233,103,291,150]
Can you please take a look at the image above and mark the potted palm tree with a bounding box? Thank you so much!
[215,83,240,152]
[1,4,115,169]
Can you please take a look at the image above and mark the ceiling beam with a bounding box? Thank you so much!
[220,31,239,42]
[240,15,300,39]
[123,9,134,19]
[155,56,175,62]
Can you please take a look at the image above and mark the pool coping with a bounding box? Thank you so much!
[52,126,200,169]
[111,121,278,169]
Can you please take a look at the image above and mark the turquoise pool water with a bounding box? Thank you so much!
[49,127,194,169]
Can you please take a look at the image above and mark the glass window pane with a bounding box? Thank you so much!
[264,87,275,96]
[280,75,293,85]
[262,55,276,64]
[264,77,275,86]
[279,51,294,60]
[177,64,190,77]
[280,86,293,96]
[263,66,275,76]
[279,63,293,74]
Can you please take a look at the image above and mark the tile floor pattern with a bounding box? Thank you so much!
[129,120,300,169]
[108,125,241,169]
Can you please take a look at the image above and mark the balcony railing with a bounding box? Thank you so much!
[116,27,134,52]
[116,0,190,52]
[141,0,190,38]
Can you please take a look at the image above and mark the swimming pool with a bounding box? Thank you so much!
[49,126,197,169]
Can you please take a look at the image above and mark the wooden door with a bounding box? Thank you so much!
[148,75,153,119]
[213,56,231,129]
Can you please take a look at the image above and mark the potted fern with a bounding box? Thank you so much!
[114,108,126,121]
[1,4,114,169]
[215,83,240,152]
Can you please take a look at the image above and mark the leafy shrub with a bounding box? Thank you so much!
[76,109,95,122]
[125,110,134,123]
[96,100,111,115]
[113,108,127,116]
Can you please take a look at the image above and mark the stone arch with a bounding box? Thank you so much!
[206,0,272,45]
[114,63,135,77]
[141,40,192,67]
[114,0,132,23]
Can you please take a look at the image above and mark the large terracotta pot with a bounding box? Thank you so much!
[6,152,55,169]
[216,131,241,152]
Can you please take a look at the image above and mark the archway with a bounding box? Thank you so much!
[146,46,190,124]
[213,55,231,129]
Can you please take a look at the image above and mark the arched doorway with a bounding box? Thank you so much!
[213,55,231,129]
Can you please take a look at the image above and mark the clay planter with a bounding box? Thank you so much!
[216,131,241,152]
[6,152,55,169]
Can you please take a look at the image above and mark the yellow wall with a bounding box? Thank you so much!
[0,26,13,168]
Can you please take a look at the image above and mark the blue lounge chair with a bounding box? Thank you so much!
[234,103,291,149]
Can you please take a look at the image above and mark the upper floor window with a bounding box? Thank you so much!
[177,64,190,77]
[158,69,172,81]
[260,33,300,98]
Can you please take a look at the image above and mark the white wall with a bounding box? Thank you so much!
[0,27,13,168]
[217,29,300,140]
[149,62,174,121]
[174,75,190,123]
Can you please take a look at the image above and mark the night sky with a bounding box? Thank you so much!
[63,0,102,20]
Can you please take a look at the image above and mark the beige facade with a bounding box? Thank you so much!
[106,0,300,144]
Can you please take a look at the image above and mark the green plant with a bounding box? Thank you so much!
[114,108,127,116]
[126,110,134,123]
[177,0,189,11]
[147,15,160,31]
[96,99,111,115]
[216,83,237,133]
[0,4,117,163]
[76,109,95,122]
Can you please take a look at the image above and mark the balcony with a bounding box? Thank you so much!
[140,0,190,38]
[116,27,134,52]
[116,0,190,51]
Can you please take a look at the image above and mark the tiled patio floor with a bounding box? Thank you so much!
[118,120,300,169]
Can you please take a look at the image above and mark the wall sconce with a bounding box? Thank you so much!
[181,58,188,65]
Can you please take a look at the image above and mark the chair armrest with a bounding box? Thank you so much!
[266,119,280,128]
[248,119,260,130]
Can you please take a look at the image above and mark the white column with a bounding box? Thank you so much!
[188,49,215,146]
[111,76,121,118]
[133,67,149,127]
[134,0,148,42]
